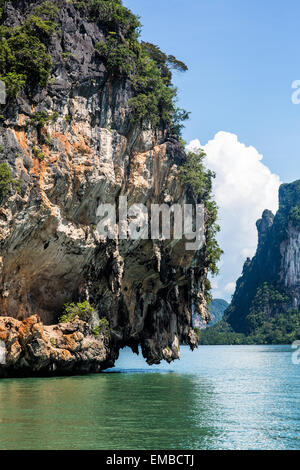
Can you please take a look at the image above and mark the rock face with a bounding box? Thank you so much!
[207,299,228,326]
[0,315,110,377]
[193,298,229,330]
[225,180,300,333]
[0,0,212,374]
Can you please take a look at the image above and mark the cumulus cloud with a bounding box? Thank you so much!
[187,131,281,301]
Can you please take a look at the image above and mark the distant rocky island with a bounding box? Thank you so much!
[208,299,229,326]
[199,180,300,345]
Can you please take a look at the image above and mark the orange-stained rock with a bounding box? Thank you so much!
[0,316,109,377]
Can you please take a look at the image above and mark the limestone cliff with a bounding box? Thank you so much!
[0,315,109,377]
[225,180,300,338]
[0,0,216,374]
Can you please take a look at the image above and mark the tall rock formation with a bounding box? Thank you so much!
[0,0,217,374]
[225,180,300,336]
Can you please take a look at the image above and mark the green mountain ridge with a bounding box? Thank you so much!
[208,299,229,326]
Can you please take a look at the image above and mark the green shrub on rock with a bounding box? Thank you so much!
[32,146,45,161]
[58,301,95,324]
[95,35,136,76]
[58,301,110,339]
[30,111,59,128]
[84,0,188,131]
[0,1,59,97]
[83,0,140,39]
[0,162,20,198]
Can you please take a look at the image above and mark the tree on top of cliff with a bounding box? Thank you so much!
[0,1,59,96]
[90,0,189,131]
[0,0,189,135]
[141,42,188,85]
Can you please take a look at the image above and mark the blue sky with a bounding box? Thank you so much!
[124,0,300,299]
[125,0,300,183]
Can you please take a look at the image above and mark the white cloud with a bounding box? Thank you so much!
[187,131,281,301]
[225,282,236,294]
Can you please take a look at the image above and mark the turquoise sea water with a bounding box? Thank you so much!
[0,345,299,450]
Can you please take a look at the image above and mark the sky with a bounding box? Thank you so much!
[125,0,300,300]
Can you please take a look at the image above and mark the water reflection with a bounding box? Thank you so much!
[0,368,219,449]
[0,345,299,449]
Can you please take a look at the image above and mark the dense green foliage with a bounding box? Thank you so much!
[0,162,20,198]
[0,1,59,97]
[1,0,188,130]
[247,309,300,344]
[128,41,189,129]
[289,203,300,222]
[179,149,214,198]
[75,0,189,130]
[179,150,223,288]
[198,309,300,345]
[95,34,136,76]
[199,283,300,345]
[141,42,188,81]
[197,321,247,345]
[58,301,94,323]
[75,0,140,37]
[128,54,177,128]
[247,283,289,331]
[58,300,110,338]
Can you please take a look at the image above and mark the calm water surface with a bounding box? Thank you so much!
[0,345,299,450]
